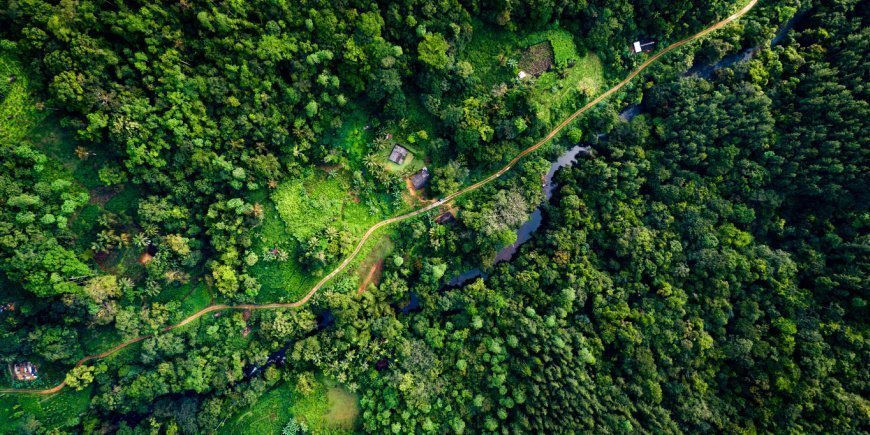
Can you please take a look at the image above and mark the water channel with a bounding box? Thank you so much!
[444,12,803,289]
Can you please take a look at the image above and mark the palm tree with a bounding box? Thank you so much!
[118,277,135,292]
[250,203,265,220]
[91,240,107,253]
[142,223,159,237]
[133,233,151,248]
[74,147,92,160]
[363,153,381,170]
[118,232,131,247]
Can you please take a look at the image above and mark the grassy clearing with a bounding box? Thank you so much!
[0,386,92,433]
[324,384,360,430]
[153,281,212,317]
[271,175,385,240]
[354,237,393,290]
[522,29,580,68]
[248,172,394,302]
[459,21,606,127]
[530,53,605,125]
[220,377,359,434]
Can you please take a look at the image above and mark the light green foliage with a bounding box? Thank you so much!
[0,387,92,433]
[221,379,359,434]
[64,365,96,391]
[418,33,451,70]
[530,53,604,126]
[271,174,386,241]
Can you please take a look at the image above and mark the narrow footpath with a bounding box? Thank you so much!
[0,0,758,395]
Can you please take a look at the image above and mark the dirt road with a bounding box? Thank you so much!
[0,0,757,396]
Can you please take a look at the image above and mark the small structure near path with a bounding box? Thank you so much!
[11,362,38,381]
[388,145,409,164]
[410,167,431,190]
[632,39,656,53]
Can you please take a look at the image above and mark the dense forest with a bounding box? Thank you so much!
[0,0,866,433]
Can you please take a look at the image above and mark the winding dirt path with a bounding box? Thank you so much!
[0,0,757,396]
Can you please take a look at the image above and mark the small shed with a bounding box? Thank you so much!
[12,362,37,381]
[632,40,656,53]
[517,70,529,79]
[410,167,431,190]
[388,145,409,164]
[435,211,456,225]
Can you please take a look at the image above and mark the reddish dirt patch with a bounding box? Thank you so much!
[89,187,119,206]
[138,252,154,265]
[405,178,435,205]
[357,260,384,295]
[318,164,342,172]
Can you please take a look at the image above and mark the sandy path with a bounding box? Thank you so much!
[0,0,757,395]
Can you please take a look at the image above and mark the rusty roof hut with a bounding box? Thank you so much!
[410,167,431,190]
[12,362,37,381]
[388,145,410,165]
[435,210,456,225]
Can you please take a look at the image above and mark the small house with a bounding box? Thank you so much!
[410,167,431,190]
[435,211,456,225]
[12,362,37,381]
[388,145,409,164]
[632,40,656,53]
[517,70,529,80]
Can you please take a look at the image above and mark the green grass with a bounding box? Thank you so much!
[0,386,92,432]
[220,377,359,434]
[153,281,212,318]
[248,169,402,301]
[0,51,42,145]
[271,175,380,241]
[382,142,426,174]
[458,21,607,127]
[522,29,581,69]
[248,189,319,302]
[530,53,605,125]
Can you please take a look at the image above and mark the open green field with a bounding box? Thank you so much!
[248,170,397,301]
[322,105,376,170]
[530,53,605,125]
[220,377,359,434]
[459,21,606,127]
[0,386,92,433]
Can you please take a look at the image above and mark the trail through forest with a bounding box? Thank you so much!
[0,0,757,395]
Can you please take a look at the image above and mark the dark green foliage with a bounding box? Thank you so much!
[0,0,866,433]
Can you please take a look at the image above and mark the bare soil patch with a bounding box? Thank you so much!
[519,42,554,76]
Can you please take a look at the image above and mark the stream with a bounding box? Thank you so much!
[687,10,803,79]
[244,309,335,378]
[444,145,592,288]
[443,12,803,290]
